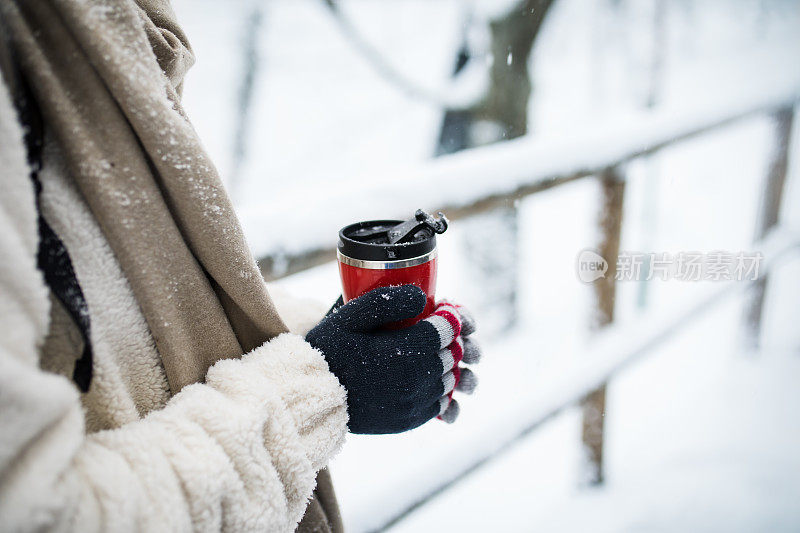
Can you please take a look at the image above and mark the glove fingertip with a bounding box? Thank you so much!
[455,367,478,394]
[459,307,477,336]
[462,338,482,365]
[338,285,427,331]
[379,284,428,317]
[439,398,460,423]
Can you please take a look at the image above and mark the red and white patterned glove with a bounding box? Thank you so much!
[426,301,481,423]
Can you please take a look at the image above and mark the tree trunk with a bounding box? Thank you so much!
[436,0,554,155]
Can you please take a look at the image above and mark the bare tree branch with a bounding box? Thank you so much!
[321,0,482,111]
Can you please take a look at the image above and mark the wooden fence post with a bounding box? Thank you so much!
[744,106,794,348]
[581,167,625,486]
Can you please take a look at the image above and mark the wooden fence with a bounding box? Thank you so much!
[255,93,798,530]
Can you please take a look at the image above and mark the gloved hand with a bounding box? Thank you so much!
[306,285,481,434]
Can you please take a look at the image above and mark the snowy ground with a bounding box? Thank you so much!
[389,298,800,533]
[171,0,800,530]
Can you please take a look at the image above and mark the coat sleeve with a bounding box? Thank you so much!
[0,73,348,533]
[0,335,348,532]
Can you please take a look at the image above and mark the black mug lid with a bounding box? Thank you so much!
[338,220,436,262]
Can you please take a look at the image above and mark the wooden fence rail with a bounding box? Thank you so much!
[253,87,798,280]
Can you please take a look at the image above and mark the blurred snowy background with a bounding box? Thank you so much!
[172,0,800,531]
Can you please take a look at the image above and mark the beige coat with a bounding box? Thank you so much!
[0,0,349,531]
[0,72,349,530]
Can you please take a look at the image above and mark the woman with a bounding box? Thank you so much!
[0,0,479,531]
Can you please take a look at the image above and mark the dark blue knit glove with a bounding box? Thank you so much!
[306,285,480,435]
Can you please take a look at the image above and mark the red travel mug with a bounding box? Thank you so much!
[337,210,448,327]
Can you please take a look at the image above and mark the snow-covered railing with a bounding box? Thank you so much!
[249,86,797,531]
[370,227,800,532]
[244,83,799,278]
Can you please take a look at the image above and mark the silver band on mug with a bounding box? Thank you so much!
[337,248,437,270]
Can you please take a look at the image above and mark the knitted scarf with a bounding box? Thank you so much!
[0,0,288,393]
